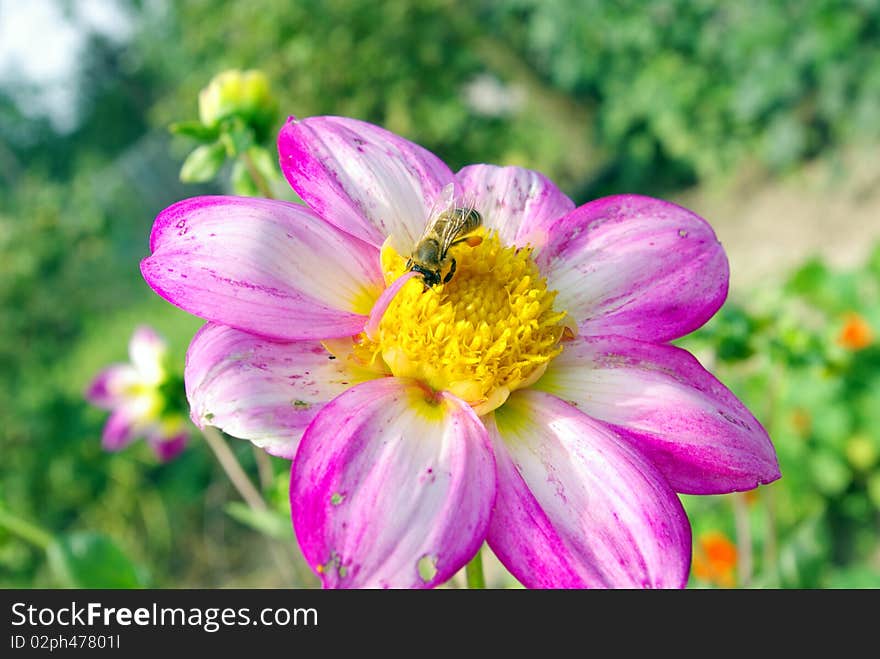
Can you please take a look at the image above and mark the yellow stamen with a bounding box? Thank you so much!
[351,231,567,415]
[122,383,164,421]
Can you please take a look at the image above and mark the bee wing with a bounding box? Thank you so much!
[437,210,474,255]
[432,182,457,220]
[415,182,457,245]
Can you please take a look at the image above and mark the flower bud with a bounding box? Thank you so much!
[198,69,278,139]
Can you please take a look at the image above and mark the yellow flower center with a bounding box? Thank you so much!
[350,231,567,415]
[122,382,164,422]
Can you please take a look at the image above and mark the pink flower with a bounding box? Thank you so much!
[86,326,188,462]
[142,116,779,588]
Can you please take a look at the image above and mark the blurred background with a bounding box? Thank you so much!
[2,0,880,588]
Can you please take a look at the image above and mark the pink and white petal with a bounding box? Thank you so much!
[534,336,780,494]
[291,378,496,589]
[86,364,138,409]
[129,326,168,386]
[278,116,455,251]
[456,164,574,249]
[364,270,418,341]
[142,196,384,341]
[185,323,370,460]
[148,431,188,462]
[101,407,143,451]
[538,195,729,343]
[487,390,691,589]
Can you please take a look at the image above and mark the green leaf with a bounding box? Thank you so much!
[225,502,292,541]
[785,258,829,296]
[179,142,227,183]
[245,145,281,182]
[47,532,148,588]
[867,472,880,510]
[169,120,220,142]
[230,159,259,197]
[777,516,831,588]
[868,243,880,279]
[824,566,880,588]
[219,117,254,157]
[809,449,852,496]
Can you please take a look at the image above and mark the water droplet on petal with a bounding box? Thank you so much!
[417,554,438,583]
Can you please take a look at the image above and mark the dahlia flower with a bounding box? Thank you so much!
[86,326,188,462]
[142,115,779,588]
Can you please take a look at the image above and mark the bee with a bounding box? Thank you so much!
[406,202,483,288]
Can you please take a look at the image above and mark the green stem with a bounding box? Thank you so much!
[732,492,753,587]
[761,365,782,584]
[201,426,267,511]
[0,508,53,549]
[465,547,486,589]
[762,485,778,585]
[241,151,274,199]
[253,445,274,493]
[201,428,298,583]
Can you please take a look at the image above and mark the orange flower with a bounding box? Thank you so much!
[790,407,812,437]
[692,531,738,588]
[743,489,759,505]
[837,313,873,351]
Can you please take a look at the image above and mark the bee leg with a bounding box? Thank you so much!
[443,258,457,283]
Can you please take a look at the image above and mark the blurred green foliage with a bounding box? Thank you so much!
[679,245,880,588]
[1,0,879,587]
[496,0,880,190]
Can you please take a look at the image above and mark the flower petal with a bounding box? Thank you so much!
[86,364,137,409]
[148,431,188,462]
[534,336,780,494]
[363,271,418,341]
[456,164,574,249]
[142,196,384,340]
[291,378,495,588]
[185,323,370,459]
[129,326,167,386]
[101,407,142,451]
[487,389,691,588]
[278,115,454,251]
[538,194,729,342]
